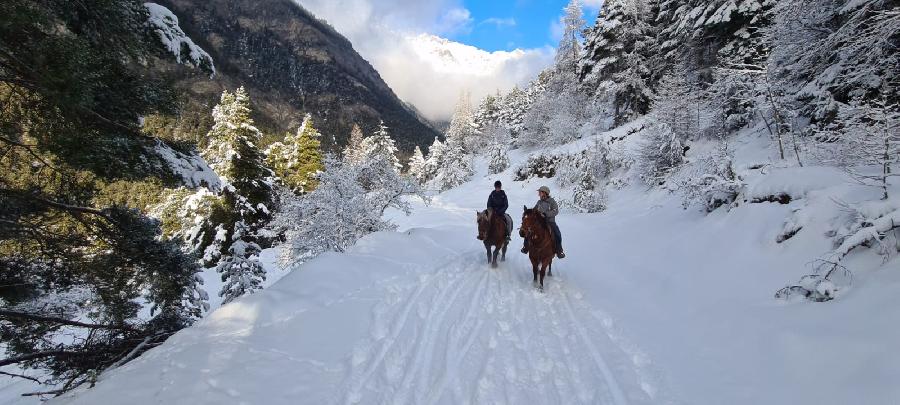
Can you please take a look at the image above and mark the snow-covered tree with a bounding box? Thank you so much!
[431,143,473,191]
[558,0,585,76]
[637,120,685,185]
[488,142,510,175]
[579,0,657,125]
[266,114,324,194]
[202,87,272,224]
[819,96,900,200]
[359,121,401,172]
[216,220,265,303]
[446,91,479,153]
[407,145,427,183]
[768,0,899,128]
[275,156,422,262]
[654,70,702,141]
[420,137,447,184]
[675,142,743,212]
[519,70,588,148]
[343,123,366,165]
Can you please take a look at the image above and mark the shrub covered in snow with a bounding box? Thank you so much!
[675,145,743,212]
[636,121,685,186]
[275,155,423,263]
[514,153,561,181]
[487,142,510,175]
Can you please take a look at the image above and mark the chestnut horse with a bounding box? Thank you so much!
[519,206,554,291]
[477,208,509,268]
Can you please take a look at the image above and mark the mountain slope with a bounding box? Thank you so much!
[150,0,439,151]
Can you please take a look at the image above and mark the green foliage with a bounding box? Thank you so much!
[0,0,205,392]
[266,114,324,193]
[202,87,273,219]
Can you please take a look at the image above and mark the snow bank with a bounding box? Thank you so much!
[145,3,215,75]
[154,142,222,190]
[746,166,847,202]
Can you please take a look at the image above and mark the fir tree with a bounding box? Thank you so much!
[446,91,478,153]
[407,146,427,184]
[343,123,366,165]
[267,114,324,194]
[217,220,266,303]
[202,87,273,223]
[359,121,402,172]
[579,0,657,125]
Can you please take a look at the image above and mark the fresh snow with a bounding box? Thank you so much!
[37,124,900,405]
[144,2,215,74]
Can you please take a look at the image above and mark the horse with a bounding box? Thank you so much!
[476,208,509,268]
[519,206,554,291]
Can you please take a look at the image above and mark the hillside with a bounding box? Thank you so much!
[148,0,439,151]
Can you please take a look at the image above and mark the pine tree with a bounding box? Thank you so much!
[202,87,272,221]
[421,137,447,184]
[407,146,427,184]
[558,0,585,76]
[266,114,324,194]
[446,91,478,152]
[359,121,402,172]
[343,123,366,165]
[217,220,266,303]
[579,0,656,125]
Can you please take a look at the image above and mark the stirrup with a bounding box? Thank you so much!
[520,247,528,254]
[556,251,566,259]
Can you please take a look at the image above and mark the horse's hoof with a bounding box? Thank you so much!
[491,262,498,268]
[547,272,553,277]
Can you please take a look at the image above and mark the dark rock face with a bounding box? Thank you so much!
[154,0,438,152]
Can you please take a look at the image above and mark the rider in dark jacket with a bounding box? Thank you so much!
[487,181,512,240]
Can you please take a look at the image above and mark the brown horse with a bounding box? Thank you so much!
[477,208,509,268]
[519,206,554,291]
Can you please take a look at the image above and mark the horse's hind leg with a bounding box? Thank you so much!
[547,260,553,277]
[501,241,507,261]
[491,246,499,268]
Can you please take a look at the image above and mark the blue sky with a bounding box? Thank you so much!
[442,0,601,51]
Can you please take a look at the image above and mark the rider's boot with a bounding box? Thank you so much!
[521,240,529,254]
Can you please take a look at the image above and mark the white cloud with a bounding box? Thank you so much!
[581,0,605,11]
[436,8,474,35]
[481,17,517,28]
[294,0,552,121]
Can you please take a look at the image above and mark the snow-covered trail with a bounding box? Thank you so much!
[336,250,646,405]
[52,179,663,405]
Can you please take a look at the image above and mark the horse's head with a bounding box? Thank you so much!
[519,206,542,241]
[476,210,489,240]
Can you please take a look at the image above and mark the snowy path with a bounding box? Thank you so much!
[336,250,648,405]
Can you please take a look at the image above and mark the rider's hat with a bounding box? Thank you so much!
[538,186,551,195]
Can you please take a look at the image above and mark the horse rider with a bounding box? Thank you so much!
[487,180,513,241]
[521,185,565,259]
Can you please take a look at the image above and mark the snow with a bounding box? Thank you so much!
[144,2,215,75]
[154,141,222,190]
[47,125,900,405]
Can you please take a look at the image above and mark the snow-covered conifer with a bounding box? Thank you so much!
[637,120,685,186]
[407,146,427,183]
[266,114,324,194]
[343,123,366,165]
[217,220,265,303]
[359,121,401,172]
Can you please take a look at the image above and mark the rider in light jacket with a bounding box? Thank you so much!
[521,185,565,258]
